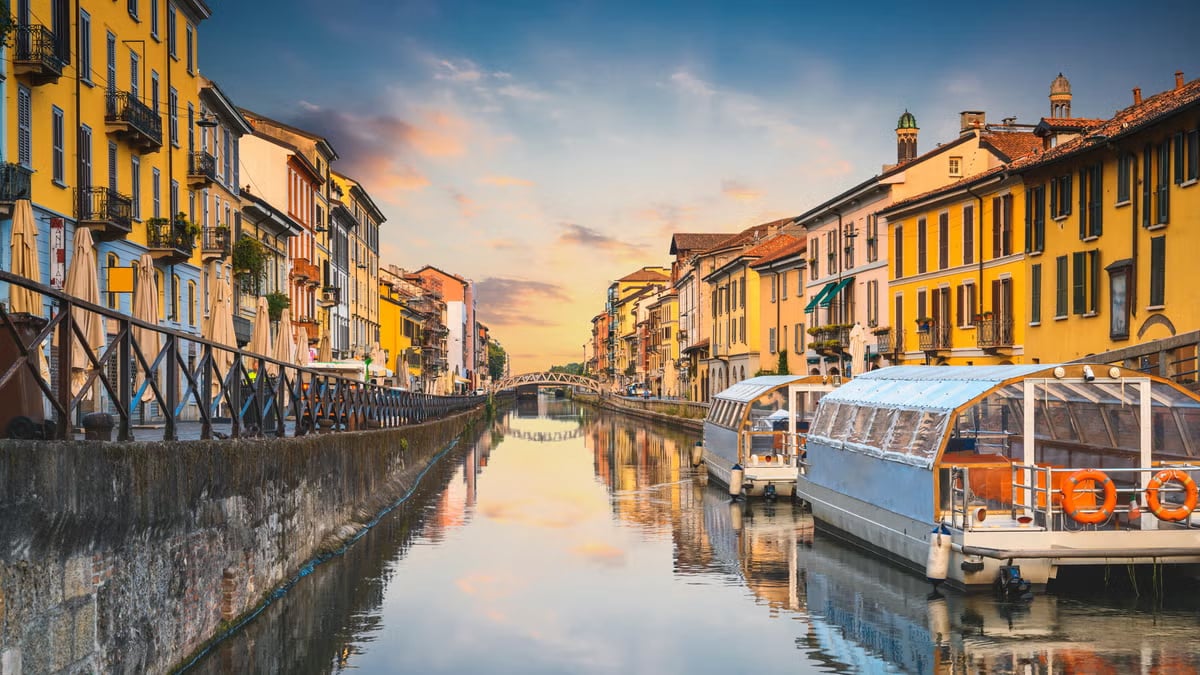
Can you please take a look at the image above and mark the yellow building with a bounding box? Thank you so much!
[748,237,807,375]
[1020,73,1200,366]
[645,287,679,397]
[881,169,1028,366]
[606,267,670,385]
[331,172,384,360]
[4,0,211,339]
[379,265,425,390]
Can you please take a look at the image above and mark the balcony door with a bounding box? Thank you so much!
[78,125,92,191]
[992,278,1014,344]
[16,0,30,56]
[932,287,951,348]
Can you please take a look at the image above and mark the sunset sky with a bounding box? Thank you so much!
[203,0,1200,372]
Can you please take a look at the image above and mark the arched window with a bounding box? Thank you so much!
[106,253,119,309]
[187,280,196,326]
[172,274,181,322]
[155,269,166,320]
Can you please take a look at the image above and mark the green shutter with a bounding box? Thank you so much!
[1150,236,1166,306]
[1030,264,1042,324]
[1072,251,1086,314]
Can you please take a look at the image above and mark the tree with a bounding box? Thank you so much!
[488,342,507,380]
[777,350,789,375]
[550,362,584,375]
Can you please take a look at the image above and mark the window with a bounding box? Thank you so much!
[202,188,209,227]
[172,274,181,322]
[170,179,179,218]
[79,10,91,84]
[1175,132,1186,184]
[937,212,949,270]
[1187,130,1200,182]
[188,281,197,326]
[1030,264,1042,324]
[156,269,166,320]
[150,0,159,39]
[127,0,138,20]
[769,327,777,353]
[956,283,976,327]
[223,131,233,184]
[866,279,879,327]
[866,215,879,262]
[1149,235,1166,307]
[810,238,819,280]
[151,71,159,114]
[894,225,904,278]
[1079,163,1102,239]
[187,104,194,153]
[844,225,855,269]
[17,86,32,168]
[51,0,71,65]
[949,156,962,177]
[739,316,745,343]
[106,32,116,94]
[894,295,904,350]
[1107,260,1131,340]
[152,168,161,218]
[185,25,194,73]
[1071,250,1099,315]
[962,205,974,265]
[769,275,776,303]
[1116,153,1133,203]
[165,87,178,147]
[80,126,93,189]
[826,231,836,275]
[131,156,141,220]
[1025,185,1045,253]
[1049,174,1072,218]
[48,106,65,183]
[991,194,1013,258]
[780,271,788,299]
[794,323,803,353]
[108,142,118,192]
[740,277,746,308]
[167,5,177,57]
[917,218,927,274]
[1054,255,1068,318]
[130,49,139,99]
[1154,141,1171,225]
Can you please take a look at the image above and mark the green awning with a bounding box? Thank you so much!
[819,276,855,308]
[804,281,838,313]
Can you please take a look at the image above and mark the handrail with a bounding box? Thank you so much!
[0,268,483,442]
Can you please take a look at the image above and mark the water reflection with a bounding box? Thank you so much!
[191,401,1200,674]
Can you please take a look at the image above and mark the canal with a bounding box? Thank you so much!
[190,397,1200,674]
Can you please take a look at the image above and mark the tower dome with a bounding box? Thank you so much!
[897,110,918,130]
[1049,73,1072,118]
[895,110,918,164]
[1050,72,1071,95]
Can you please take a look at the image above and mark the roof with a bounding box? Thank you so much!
[701,217,793,255]
[979,131,1042,162]
[712,375,813,403]
[878,163,1010,215]
[741,234,799,259]
[1015,76,1200,174]
[749,237,807,269]
[1033,117,1105,135]
[824,365,1050,414]
[670,233,736,255]
[618,268,670,283]
[681,338,710,354]
[239,108,339,161]
[897,110,918,129]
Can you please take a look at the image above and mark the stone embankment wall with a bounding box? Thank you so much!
[575,393,706,432]
[0,409,484,674]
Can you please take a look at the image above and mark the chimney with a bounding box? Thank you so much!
[960,111,986,135]
[1176,71,1185,90]
[1133,87,1143,105]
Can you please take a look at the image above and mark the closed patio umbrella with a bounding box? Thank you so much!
[848,323,868,378]
[293,324,311,367]
[7,199,50,382]
[270,306,295,376]
[61,228,104,399]
[316,331,331,362]
[131,253,160,402]
[245,295,272,389]
[204,265,236,397]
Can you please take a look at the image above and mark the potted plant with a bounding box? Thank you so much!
[915,316,934,332]
[265,292,290,322]
[232,236,268,280]
[872,325,891,336]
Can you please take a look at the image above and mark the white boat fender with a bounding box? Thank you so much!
[926,524,951,585]
[729,464,745,499]
[691,442,704,467]
[730,501,743,531]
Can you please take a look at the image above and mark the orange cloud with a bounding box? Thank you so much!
[722,179,764,202]
[450,189,478,218]
[406,110,470,158]
[480,175,535,187]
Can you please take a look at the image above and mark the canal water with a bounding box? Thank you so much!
[191,398,1200,674]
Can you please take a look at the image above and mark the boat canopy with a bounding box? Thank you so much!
[707,374,832,432]
[807,365,1200,470]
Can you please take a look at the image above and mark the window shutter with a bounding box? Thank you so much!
[1089,251,1100,314]
[1030,264,1042,324]
[991,279,1001,317]
[1024,190,1033,253]
[1091,165,1102,237]
[1175,133,1185,184]
[956,285,964,326]
[1078,168,1088,239]
[17,87,32,167]
[963,206,974,265]
[1072,252,1085,314]
[991,198,1001,259]
[917,291,926,322]
[938,213,948,269]
[1150,236,1166,306]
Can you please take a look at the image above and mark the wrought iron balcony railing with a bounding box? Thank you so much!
[874,328,896,355]
[13,24,64,85]
[201,227,231,260]
[76,187,133,241]
[976,315,1015,349]
[106,91,163,151]
[146,219,196,264]
[918,321,952,351]
[0,164,34,204]
[318,286,341,307]
[188,151,217,187]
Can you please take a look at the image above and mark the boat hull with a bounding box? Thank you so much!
[703,446,795,498]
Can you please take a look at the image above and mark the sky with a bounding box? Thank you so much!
[201,0,1200,373]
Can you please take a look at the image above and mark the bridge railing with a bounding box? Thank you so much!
[0,268,484,441]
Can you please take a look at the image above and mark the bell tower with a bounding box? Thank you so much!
[1050,73,1072,118]
[896,110,918,164]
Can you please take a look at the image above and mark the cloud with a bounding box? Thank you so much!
[475,277,571,327]
[557,223,645,258]
[480,175,535,187]
[669,70,715,97]
[449,189,478,218]
[721,179,764,202]
[497,84,549,101]
[486,238,518,250]
[434,58,484,82]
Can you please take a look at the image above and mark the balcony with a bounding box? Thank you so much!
[201,226,231,262]
[293,319,319,344]
[291,257,314,281]
[77,187,133,241]
[105,91,163,152]
[146,218,196,264]
[917,321,952,352]
[976,315,1014,350]
[809,324,851,355]
[0,163,34,206]
[318,286,341,307]
[187,151,217,188]
[13,24,64,86]
[873,327,902,356]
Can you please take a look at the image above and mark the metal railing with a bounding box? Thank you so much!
[201,227,231,258]
[918,321,951,351]
[106,91,163,146]
[976,315,1014,348]
[188,151,217,182]
[76,187,133,235]
[0,269,484,442]
[13,24,64,79]
[0,163,34,203]
[146,220,196,258]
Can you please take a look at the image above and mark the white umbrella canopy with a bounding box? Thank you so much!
[61,228,104,399]
[848,323,868,378]
[293,324,311,367]
[316,331,331,362]
[8,199,51,382]
[270,306,295,376]
[205,265,237,397]
[131,253,160,402]
[245,295,272,385]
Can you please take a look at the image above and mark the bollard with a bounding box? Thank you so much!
[82,412,115,441]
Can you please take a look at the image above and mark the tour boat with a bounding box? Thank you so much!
[793,364,1200,590]
[700,375,837,499]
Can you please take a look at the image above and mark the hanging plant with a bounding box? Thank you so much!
[265,292,290,322]
[232,236,268,281]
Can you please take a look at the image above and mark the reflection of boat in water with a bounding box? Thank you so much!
[701,375,834,499]
[794,364,1200,589]
[798,528,1200,674]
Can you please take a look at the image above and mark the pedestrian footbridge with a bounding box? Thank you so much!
[491,372,604,393]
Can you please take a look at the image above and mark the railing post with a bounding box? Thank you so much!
[164,333,177,441]
[55,300,74,440]
[201,341,213,440]
[117,318,132,441]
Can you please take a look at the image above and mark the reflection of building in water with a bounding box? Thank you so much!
[798,532,1200,675]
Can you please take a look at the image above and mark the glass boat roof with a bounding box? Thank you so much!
[713,375,822,404]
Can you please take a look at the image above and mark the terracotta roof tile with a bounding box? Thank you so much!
[618,268,671,283]
[980,131,1043,162]
[1034,117,1106,133]
[670,233,736,255]
[703,217,793,254]
[748,237,808,268]
[879,164,1011,215]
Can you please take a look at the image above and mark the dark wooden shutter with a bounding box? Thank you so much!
[991,197,1001,259]
[963,206,974,265]
[1143,145,1153,228]
[1030,264,1042,324]
[1072,251,1086,314]
[938,213,949,269]
[1150,236,1165,306]
[894,225,903,278]
[955,285,964,326]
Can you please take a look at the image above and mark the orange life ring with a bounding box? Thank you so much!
[1146,469,1198,522]
[1061,469,1116,524]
